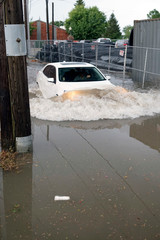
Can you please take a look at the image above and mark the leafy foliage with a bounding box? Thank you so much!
[29,19,36,36]
[53,21,64,27]
[123,25,133,39]
[65,6,106,40]
[74,0,85,7]
[12,204,21,213]
[105,13,121,39]
[147,9,160,19]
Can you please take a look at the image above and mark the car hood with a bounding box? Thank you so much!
[57,80,113,95]
[37,74,114,99]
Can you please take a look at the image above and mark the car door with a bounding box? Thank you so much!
[39,65,58,98]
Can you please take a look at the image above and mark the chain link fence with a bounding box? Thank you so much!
[27,40,160,88]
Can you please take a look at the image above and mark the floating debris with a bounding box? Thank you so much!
[54,196,70,201]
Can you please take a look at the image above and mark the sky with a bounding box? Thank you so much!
[29,0,160,31]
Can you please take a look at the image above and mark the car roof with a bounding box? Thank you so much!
[97,38,111,41]
[46,62,95,68]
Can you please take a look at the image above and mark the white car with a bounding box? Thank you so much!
[36,62,112,98]
[95,38,111,43]
[115,39,128,48]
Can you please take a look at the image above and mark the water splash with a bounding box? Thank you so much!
[29,85,160,121]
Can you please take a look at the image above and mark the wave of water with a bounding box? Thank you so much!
[29,84,160,121]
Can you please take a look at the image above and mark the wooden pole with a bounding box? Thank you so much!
[52,2,54,40]
[24,0,28,40]
[24,0,30,55]
[4,0,32,152]
[46,0,50,40]
[0,2,14,150]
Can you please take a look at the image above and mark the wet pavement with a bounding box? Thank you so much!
[1,115,160,239]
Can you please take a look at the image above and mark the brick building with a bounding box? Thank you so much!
[30,20,69,40]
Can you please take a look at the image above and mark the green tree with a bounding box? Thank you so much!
[65,6,106,40]
[29,19,36,36]
[74,0,85,7]
[105,13,121,39]
[123,25,133,39]
[52,21,64,27]
[147,9,160,19]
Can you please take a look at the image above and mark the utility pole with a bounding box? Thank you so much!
[46,0,50,40]
[0,2,14,150]
[24,0,30,41]
[4,0,32,152]
[24,0,30,54]
[24,0,28,40]
[52,2,54,40]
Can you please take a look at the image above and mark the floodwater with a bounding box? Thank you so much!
[1,62,160,239]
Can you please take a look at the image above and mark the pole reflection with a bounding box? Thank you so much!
[0,153,33,240]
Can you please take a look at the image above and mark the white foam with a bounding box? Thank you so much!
[29,86,160,121]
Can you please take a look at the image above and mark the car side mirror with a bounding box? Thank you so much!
[105,75,111,81]
[47,78,55,83]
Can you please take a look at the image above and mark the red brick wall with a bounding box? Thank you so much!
[57,28,69,40]
[30,21,69,40]
[30,22,37,40]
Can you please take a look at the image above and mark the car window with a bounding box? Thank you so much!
[59,67,105,82]
[43,65,56,82]
[100,39,110,43]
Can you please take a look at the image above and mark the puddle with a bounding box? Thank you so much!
[1,116,160,239]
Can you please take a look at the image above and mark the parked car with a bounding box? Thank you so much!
[80,40,92,43]
[115,39,128,48]
[94,38,115,46]
[95,38,111,43]
[36,62,112,98]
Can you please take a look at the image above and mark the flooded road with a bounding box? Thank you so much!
[1,62,160,239]
[1,116,160,239]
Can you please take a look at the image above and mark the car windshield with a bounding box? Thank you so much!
[59,67,106,82]
[100,39,110,43]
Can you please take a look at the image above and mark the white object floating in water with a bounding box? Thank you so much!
[54,196,70,201]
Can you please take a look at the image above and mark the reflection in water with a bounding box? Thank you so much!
[32,116,149,131]
[130,116,160,152]
[1,115,160,239]
[31,116,160,239]
[45,115,160,154]
[47,125,49,141]
[0,154,33,240]
[0,169,6,239]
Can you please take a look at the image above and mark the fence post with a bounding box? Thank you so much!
[64,42,66,61]
[123,44,128,79]
[58,42,60,62]
[142,48,148,88]
[82,43,84,62]
[71,42,73,61]
[44,41,47,61]
[38,41,40,60]
[50,41,53,62]
[95,42,98,67]
[108,46,111,73]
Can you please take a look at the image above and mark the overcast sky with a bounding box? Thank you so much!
[29,0,160,31]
